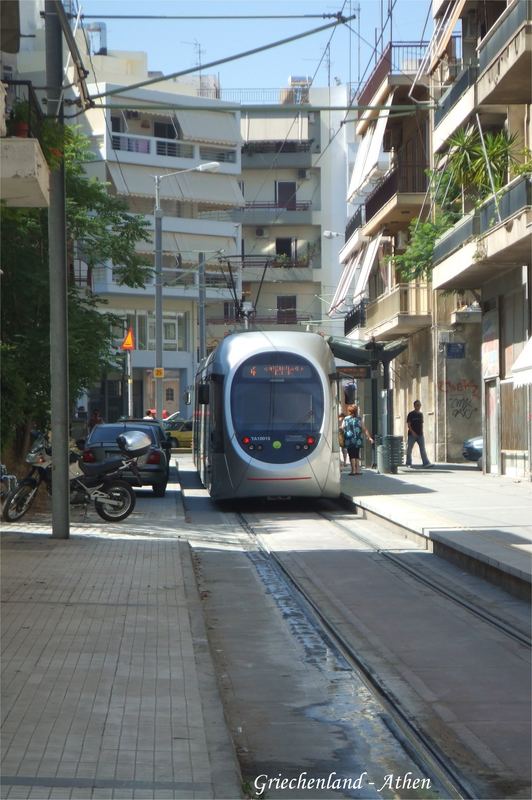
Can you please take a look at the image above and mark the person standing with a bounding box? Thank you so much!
[343,404,373,476]
[406,400,432,467]
[338,413,348,467]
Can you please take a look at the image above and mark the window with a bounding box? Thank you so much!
[277,295,297,324]
[276,181,297,209]
[165,387,175,402]
[111,116,122,133]
[154,121,176,140]
[224,301,237,322]
[275,238,296,262]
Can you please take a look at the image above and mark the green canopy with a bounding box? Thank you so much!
[327,336,408,364]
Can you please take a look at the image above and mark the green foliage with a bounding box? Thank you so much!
[393,215,454,282]
[394,126,527,284]
[0,126,152,453]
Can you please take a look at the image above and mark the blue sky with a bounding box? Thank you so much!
[79,0,432,91]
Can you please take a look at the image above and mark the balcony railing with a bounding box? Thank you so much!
[344,299,369,335]
[244,200,312,211]
[356,42,429,108]
[242,140,313,154]
[207,313,312,325]
[365,284,431,330]
[365,163,427,222]
[433,213,479,264]
[111,132,195,159]
[479,174,532,234]
[345,206,365,241]
[241,255,311,269]
[433,175,531,263]
[434,65,478,127]
[478,0,531,73]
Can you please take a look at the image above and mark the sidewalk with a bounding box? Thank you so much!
[340,463,532,600]
[0,522,242,800]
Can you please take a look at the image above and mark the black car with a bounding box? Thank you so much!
[462,435,483,468]
[82,421,172,496]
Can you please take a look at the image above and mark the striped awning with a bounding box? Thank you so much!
[107,163,244,207]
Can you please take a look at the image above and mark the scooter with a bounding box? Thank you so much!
[2,430,150,523]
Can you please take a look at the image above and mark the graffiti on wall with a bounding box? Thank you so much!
[438,379,480,419]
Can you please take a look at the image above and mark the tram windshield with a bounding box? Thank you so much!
[230,353,324,433]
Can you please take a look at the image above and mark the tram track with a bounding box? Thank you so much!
[318,510,532,649]
[234,509,475,800]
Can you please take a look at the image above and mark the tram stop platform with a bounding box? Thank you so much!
[340,463,532,601]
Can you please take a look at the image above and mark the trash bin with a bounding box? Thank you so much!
[384,435,404,474]
[377,443,391,474]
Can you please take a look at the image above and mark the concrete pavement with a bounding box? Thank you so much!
[340,462,532,600]
[2,460,530,799]
[0,504,243,800]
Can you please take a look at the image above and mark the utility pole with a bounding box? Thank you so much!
[46,0,70,538]
[198,252,206,361]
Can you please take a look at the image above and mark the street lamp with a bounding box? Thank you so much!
[153,161,220,419]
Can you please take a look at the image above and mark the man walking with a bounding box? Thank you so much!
[406,400,432,467]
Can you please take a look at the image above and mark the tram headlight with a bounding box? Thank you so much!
[242,436,251,445]
[306,436,316,446]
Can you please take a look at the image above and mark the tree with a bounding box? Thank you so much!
[0,126,151,454]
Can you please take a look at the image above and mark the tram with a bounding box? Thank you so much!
[193,330,341,500]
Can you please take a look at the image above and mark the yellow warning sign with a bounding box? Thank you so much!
[153,367,165,378]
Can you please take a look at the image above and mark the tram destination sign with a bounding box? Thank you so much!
[244,364,312,379]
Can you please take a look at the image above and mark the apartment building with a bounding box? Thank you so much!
[330,41,447,451]
[205,80,351,344]
[330,1,531,475]
[428,0,531,477]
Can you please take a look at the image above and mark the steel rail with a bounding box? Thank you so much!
[235,510,475,800]
[320,511,532,649]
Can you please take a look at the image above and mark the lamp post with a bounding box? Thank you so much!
[153,161,219,418]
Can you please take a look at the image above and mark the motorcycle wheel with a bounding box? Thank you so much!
[94,480,136,522]
[2,479,39,522]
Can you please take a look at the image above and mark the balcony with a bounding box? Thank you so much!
[1,80,50,207]
[240,254,314,282]
[434,65,478,127]
[232,200,314,225]
[344,299,369,336]
[355,42,429,110]
[433,175,532,289]
[242,139,314,169]
[363,163,428,235]
[364,283,432,340]
[477,0,532,105]
[105,130,239,172]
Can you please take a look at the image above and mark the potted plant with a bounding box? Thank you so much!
[8,99,31,137]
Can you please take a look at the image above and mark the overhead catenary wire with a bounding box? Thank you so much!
[87,14,357,102]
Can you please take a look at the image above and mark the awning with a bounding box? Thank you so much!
[347,93,393,203]
[512,338,532,387]
[327,336,408,364]
[175,109,240,145]
[327,246,366,316]
[428,0,467,73]
[242,113,309,142]
[136,231,236,255]
[107,163,245,207]
[352,234,382,302]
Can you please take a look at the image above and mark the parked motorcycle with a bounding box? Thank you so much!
[2,430,150,523]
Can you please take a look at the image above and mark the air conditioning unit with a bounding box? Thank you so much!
[297,169,310,180]
[125,110,139,119]
[255,227,268,238]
